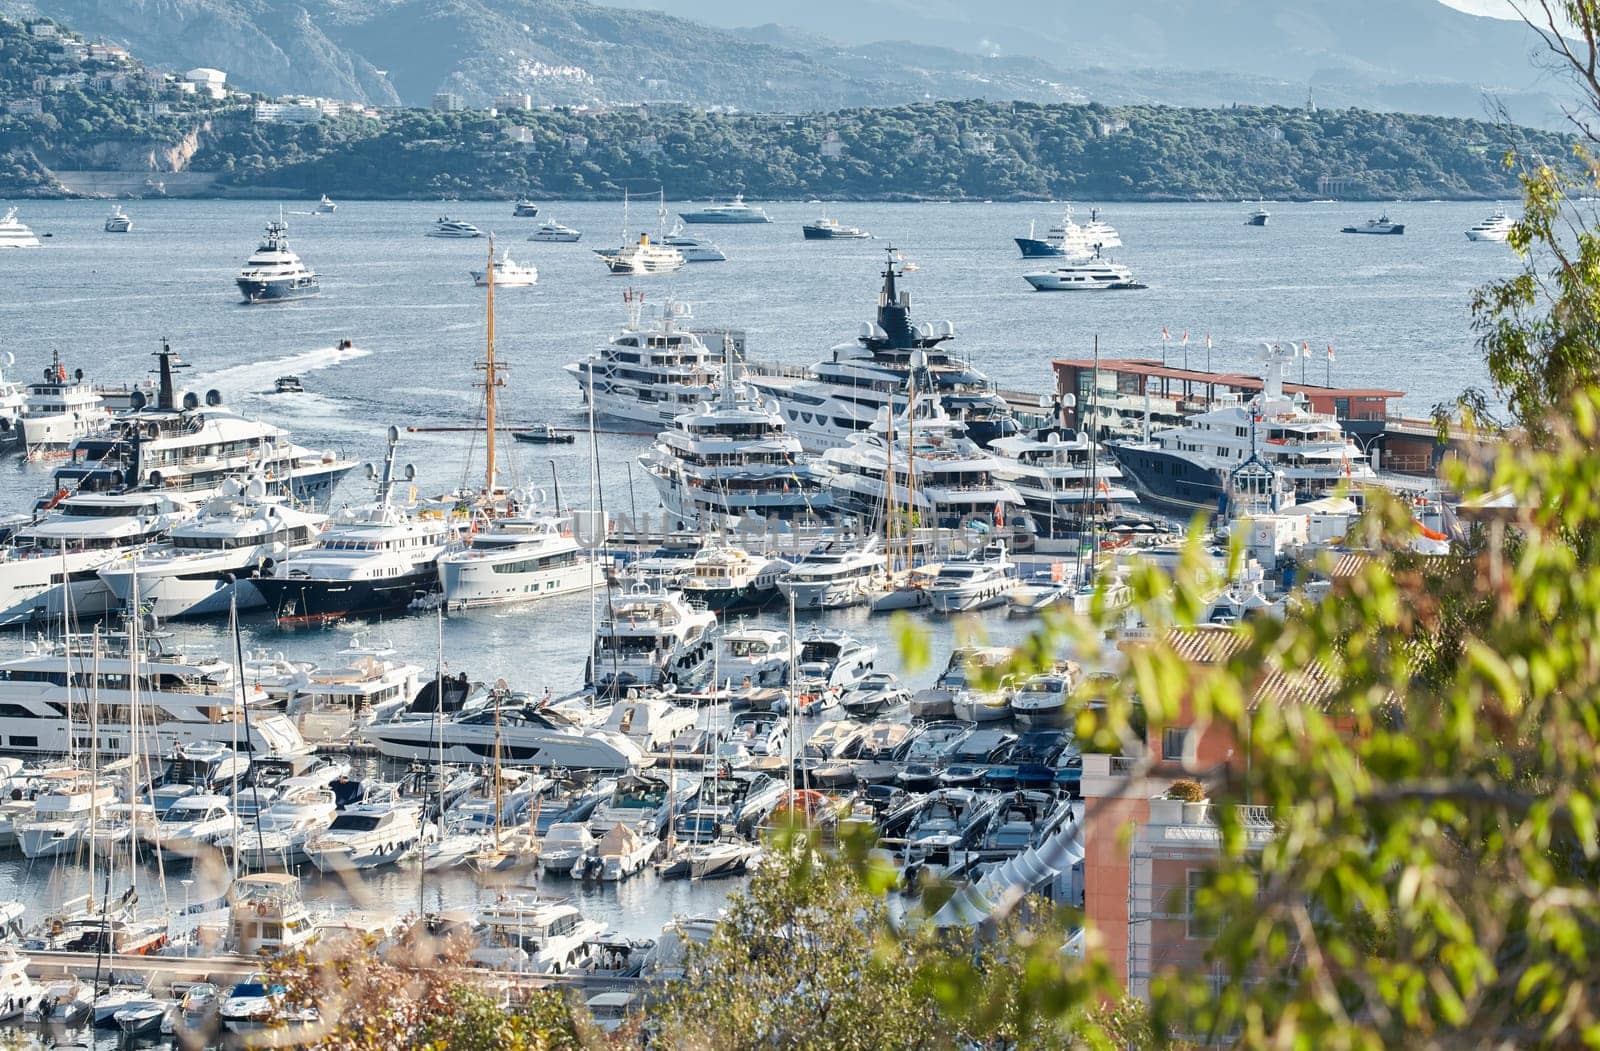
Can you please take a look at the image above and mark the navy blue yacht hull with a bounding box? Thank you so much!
[237,278,321,304]
[1108,444,1227,514]
[254,569,439,623]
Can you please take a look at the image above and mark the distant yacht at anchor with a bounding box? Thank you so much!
[512,198,540,218]
[1015,205,1120,257]
[678,194,771,224]
[529,218,581,242]
[0,209,41,249]
[595,233,685,275]
[661,223,726,262]
[1023,251,1147,291]
[103,206,133,233]
[430,216,483,238]
[1245,201,1270,226]
[1466,206,1514,242]
[471,247,538,287]
[803,215,871,240]
[1342,213,1404,235]
[315,194,337,214]
[236,219,320,303]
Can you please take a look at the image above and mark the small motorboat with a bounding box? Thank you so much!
[512,424,574,444]
[273,375,305,394]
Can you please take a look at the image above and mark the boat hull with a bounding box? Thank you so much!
[236,276,321,304]
[254,568,440,623]
[1108,443,1225,514]
[1014,237,1067,258]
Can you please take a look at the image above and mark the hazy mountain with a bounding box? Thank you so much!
[0,0,1572,125]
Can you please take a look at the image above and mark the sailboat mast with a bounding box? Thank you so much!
[482,235,500,498]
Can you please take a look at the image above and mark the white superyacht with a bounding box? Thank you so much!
[18,351,113,453]
[565,298,721,426]
[589,577,719,694]
[0,209,40,249]
[990,431,1140,552]
[97,477,327,620]
[438,513,597,610]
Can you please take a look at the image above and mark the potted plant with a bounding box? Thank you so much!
[1167,778,1211,824]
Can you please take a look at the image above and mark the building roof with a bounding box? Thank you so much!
[1148,625,1343,711]
[1053,357,1404,400]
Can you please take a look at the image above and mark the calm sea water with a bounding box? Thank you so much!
[0,197,1517,943]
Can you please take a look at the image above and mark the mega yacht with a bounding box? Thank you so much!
[926,540,1015,614]
[990,431,1140,551]
[315,194,337,214]
[97,478,326,620]
[51,344,356,504]
[283,640,420,744]
[0,354,24,451]
[236,219,320,303]
[1466,207,1514,242]
[512,199,540,218]
[745,251,1018,451]
[678,543,791,613]
[0,209,40,248]
[1023,253,1147,291]
[0,491,195,626]
[18,351,113,452]
[1014,205,1119,257]
[0,633,308,756]
[1245,201,1270,227]
[596,233,685,275]
[678,195,771,224]
[529,217,581,242]
[1109,344,1379,512]
[103,206,133,233]
[252,429,457,621]
[471,247,538,287]
[437,514,597,610]
[1342,213,1404,235]
[640,363,833,528]
[565,298,721,426]
[802,215,871,240]
[429,216,482,238]
[661,223,726,262]
[590,578,719,694]
[361,687,644,771]
[775,537,886,610]
[821,391,1030,537]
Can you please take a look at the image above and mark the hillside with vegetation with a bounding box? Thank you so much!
[0,15,1571,201]
[198,101,1564,202]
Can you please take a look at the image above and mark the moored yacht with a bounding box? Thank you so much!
[0,354,25,451]
[236,218,320,303]
[821,388,1030,538]
[596,233,684,275]
[802,215,871,240]
[661,223,726,262]
[990,431,1140,551]
[589,578,719,694]
[19,351,112,452]
[52,343,356,504]
[1014,205,1120,257]
[529,217,581,242]
[97,478,327,620]
[0,633,308,756]
[1245,201,1270,227]
[640,361,833,528]
[678,195,771,224]
[429,216,482,238]
[251,429,457,621]
[286,640,420,744]
[746,250,1018,451]
[471,247,538,287]
[303,793,425,872]
[104,206,133,233]
[1342,213,1404,235]
[926,540,1015,614]
[794,627,877,688]
[315,194,336,214]
[1109,343,1378,513]
[362,683,644,771]
[1024,253,1147,291]
[512,198,540,218]
[1466,206,1514,242]
[438,513,597,610]
[678,543,791,613]
[775,537,885,610]
[0,491,195,625]
[0,209,40,249]
[565,298,720,426]
[718,626,793,687]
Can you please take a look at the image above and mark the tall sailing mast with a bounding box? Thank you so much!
[480,235,504,500]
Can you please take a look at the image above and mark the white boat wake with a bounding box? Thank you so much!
[194,342,372,399]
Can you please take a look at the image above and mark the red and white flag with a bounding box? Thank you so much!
[1160,326,1170,342]
[1301,340,1311,358]
[1326,344,1335,362]
[1181,330,1190,346]
[1205,333,1212,349]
